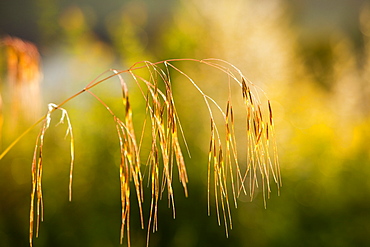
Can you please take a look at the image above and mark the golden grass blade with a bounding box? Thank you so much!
[29,103,74,247]
[1,58,280,246]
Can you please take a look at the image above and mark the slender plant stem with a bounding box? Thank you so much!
[0,59,205,160]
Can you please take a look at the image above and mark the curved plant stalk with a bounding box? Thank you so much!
[0,58,281,247]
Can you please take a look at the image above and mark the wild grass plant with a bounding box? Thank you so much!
[0,58,280,247]
[0,36,42,126]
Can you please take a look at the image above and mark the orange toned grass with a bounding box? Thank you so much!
[0,58,281,247]
[1,36,42,123]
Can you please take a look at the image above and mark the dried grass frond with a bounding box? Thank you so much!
[0,58,280,247]
[29,103,74,247]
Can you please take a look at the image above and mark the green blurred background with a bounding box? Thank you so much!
[1,0,370,246]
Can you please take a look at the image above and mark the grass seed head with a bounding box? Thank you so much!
[20,58,280,247]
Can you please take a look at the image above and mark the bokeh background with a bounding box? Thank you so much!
[1,0,370,246]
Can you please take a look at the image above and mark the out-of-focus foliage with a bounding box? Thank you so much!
[1,0,370,246]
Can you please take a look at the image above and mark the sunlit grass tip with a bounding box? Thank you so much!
[0,58,281,247]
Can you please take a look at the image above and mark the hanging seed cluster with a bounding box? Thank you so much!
[26,59,280,247]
